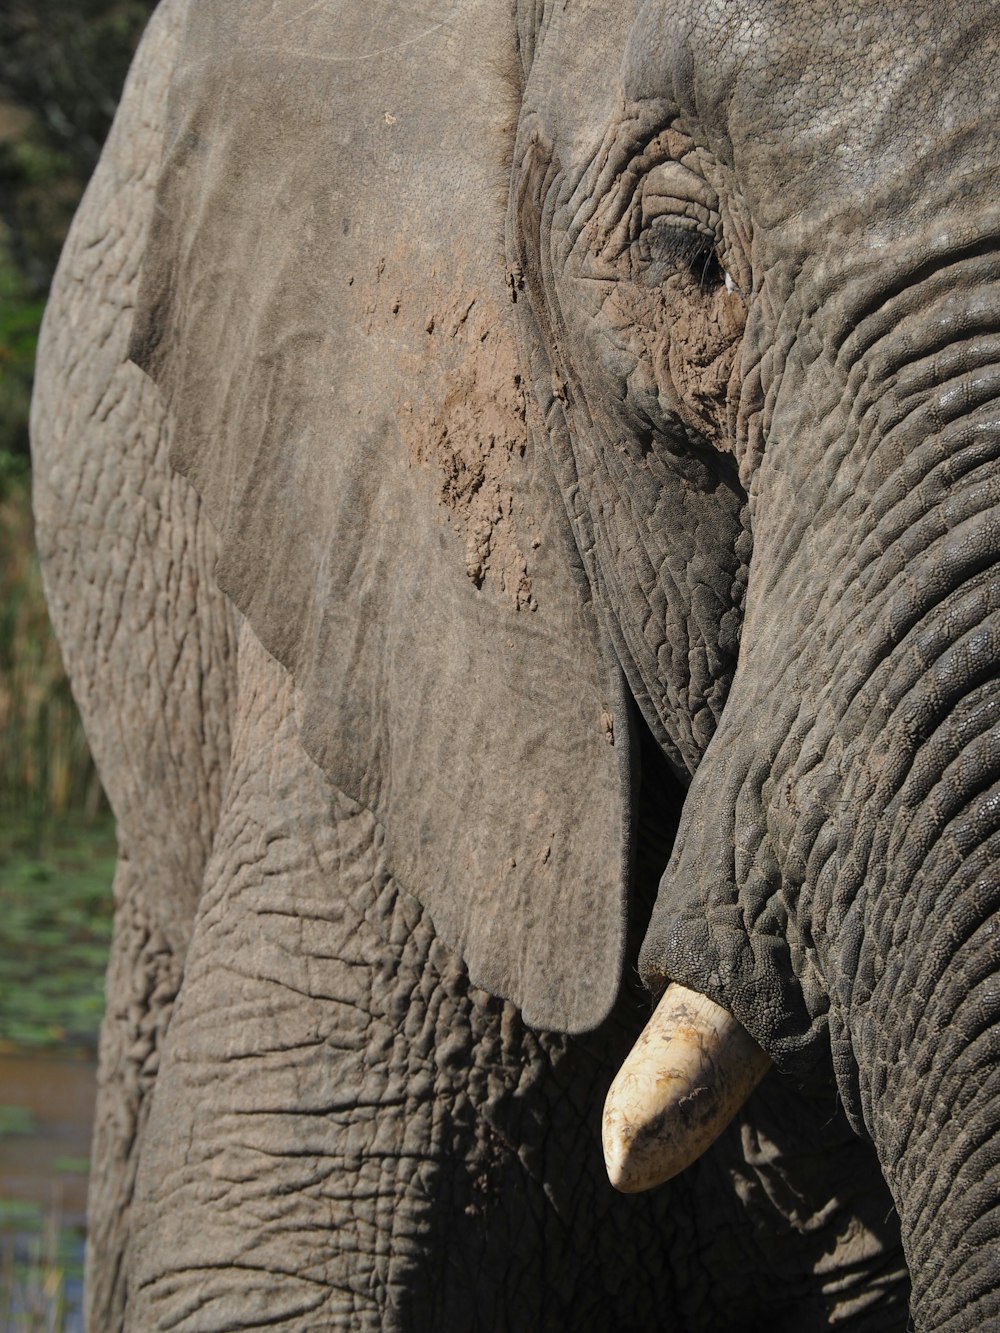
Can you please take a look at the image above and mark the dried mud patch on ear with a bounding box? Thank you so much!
[403,300,535,610]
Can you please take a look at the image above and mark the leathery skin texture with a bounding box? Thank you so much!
[509,4,1000,1327]
[29,2,236,1324]
[125,625,907,1332]
[29,0,1000,1326]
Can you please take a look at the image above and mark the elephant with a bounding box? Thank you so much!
[30,0,1000,1328]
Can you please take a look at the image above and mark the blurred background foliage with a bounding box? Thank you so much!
[1,9,157,1326]
[0,0,156,814]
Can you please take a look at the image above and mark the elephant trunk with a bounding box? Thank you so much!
[852,848,1000,1330]
[639,242,1000,1327]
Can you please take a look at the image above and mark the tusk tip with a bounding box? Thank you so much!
[602,1130,669,1194]
[602,1117,638,1193]
[601,983,772,1193]
[601,1090,701,1192]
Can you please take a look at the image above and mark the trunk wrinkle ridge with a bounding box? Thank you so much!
[828,235,1000,368]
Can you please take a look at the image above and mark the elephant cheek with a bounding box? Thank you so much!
[600,275,744,449]
[655,282,745,448]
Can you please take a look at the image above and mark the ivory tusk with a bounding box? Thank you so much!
[603,982,772,1193]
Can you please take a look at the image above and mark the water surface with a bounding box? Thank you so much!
[0,1053,96,1331]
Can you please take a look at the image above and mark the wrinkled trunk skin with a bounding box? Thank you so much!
[642,239,1000,1330]
[33,0,1000,1323]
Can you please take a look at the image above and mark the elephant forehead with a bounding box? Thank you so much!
[624,0,1000,228]
[527,0,1000,233]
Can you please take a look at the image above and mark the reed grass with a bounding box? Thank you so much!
[0,1195,82,1332]
[0,474,104,817]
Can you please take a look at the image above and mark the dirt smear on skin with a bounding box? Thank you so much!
[401,294,535,611]
[605,272,745,450]
[657,274,744,444]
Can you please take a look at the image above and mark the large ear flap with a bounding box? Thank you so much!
[129,0,633,1033]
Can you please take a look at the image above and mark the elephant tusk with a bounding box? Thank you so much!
[602,983,772,1193]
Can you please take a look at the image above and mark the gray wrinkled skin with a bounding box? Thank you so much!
[30,0,1000,1328]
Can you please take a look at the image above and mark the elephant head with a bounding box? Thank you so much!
[506,6,1000,1321]
[37,0,1000,1327]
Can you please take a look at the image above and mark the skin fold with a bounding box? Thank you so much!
[30,0,1000,1328]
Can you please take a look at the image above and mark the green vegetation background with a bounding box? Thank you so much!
[2,8,156,1324]
[1,0,157,1045]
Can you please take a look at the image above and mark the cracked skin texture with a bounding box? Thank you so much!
[403,297,535,609]
[31,0,1000,1328]
[603,266,746,448]
[32,11,908,1314]
[127,623,907,1332]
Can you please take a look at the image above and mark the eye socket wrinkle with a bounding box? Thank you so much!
[640,222,726,290]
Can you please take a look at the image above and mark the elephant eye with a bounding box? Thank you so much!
[638,223,728,293]
[691,242,727,292]
[602,210,746,451]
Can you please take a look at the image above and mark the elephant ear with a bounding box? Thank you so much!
[129,0,633,1033]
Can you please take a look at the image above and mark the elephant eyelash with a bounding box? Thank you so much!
[639,223,728,291]
[693,244,727,291]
